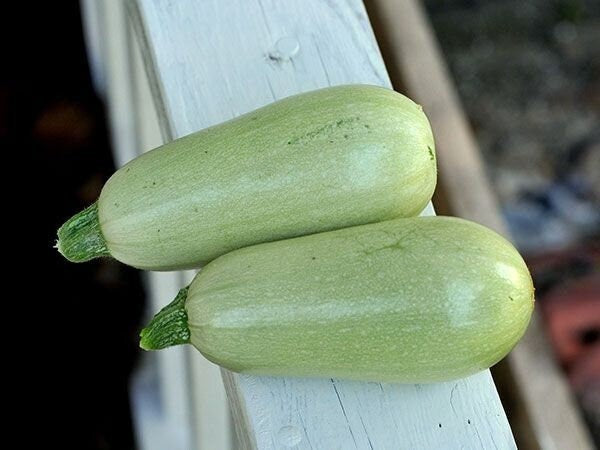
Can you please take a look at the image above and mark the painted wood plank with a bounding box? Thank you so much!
[83,1,199,448]
[128,4,234,448]
[132,12,198,449]
[101,0,139,168]
[128,0,516,448]
[80,0,107,96]
[131,16,224,448]
[366,1,594,448]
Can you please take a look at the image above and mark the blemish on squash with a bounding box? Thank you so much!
[428,146,435,161]
[438,423,442,428]
[467,419,471,424]
[287,116,360,145]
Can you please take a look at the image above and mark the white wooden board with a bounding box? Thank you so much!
[82,1,229,447]
[128,0,517,448]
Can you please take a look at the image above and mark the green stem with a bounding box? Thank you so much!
[56,202,110,262]
[140,287,191,350]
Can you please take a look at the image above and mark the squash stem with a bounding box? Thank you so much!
[56,202,110,262]
[140,287,191,350]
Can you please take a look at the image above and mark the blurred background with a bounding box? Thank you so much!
[11,2,146,448]
[11,0,598,448]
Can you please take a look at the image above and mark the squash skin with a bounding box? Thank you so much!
[185,216,534,383]
[98,85,436,270]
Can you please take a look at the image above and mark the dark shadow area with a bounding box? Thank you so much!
[5,2,145,448]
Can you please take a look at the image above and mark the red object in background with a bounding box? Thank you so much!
[541,274,600,370]
[570,345,600,391]
[529,238,600,400]
[527,234,600,444]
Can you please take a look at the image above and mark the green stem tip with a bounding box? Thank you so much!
[140,287,191,351]
[56,202,110,262]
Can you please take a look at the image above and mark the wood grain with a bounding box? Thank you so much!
[128,0,516,448]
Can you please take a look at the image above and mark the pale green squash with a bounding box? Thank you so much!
[141,216,534,383]
[57,85,436,270]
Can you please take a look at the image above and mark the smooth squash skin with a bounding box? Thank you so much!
[141,216,534,383]
[57,85,436,270]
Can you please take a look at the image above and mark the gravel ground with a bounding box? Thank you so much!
[425,0,599,254]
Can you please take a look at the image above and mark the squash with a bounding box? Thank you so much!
[56,85,436,270]
[140,216,534,383]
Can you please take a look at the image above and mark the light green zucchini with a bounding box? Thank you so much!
[140,216,534,383]
[56,85,436,270]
